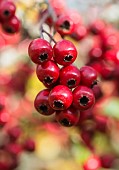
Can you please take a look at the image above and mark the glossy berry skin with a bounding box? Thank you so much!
[53,40,77,66]
[55,14,74,36]
[34,89,54,115]
[59,64,81,88]
[49,85,73,110]
[28,38,53,64]
[73,86,95,111]
[23,139,35,152]
[55,106,80,127]
[36,61,59,88]
[80,66,98,88]
[83,156,101,170]
[0,1,16,21]
[2,15,20,34]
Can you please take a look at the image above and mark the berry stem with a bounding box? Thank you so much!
[41,27,56,43]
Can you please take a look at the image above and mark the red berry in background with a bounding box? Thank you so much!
[23,139,35,152]
[28,38,53,64]
[0,93,7,111]
[0,1,16,21]
[49,85,73,110]
[92,85,103,100]
[89,20,105,35]
[36,60,59,88]
[7,126,22,141]
[5,143,22,155]
[59,64,81,88]
[80,66,98,88]
[100,154,115,168]
[53,39,77,66]
[2,15,20,34]
[55,14,74,36]
[0,109,10,127]
[55,106,80,127]
[34,89,55,115]
[71,24,87,41]
[0,162,9,170]
[83,156,101,170]
[73,86,95,111]
[89,46,103,61]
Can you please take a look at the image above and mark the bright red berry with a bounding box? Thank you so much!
[36,60,59,88]
[0,109,10,127]
[55,106,80,127]
[55,14,74,36]
[53,39,77,66]
[2,15,20,34]
[73,86,95,111]
[59,64,81,88]
[80,66,98,88]
[28,38,53,64]
[23,139,35,152]
[83,156,101,170]
[0,1,16,21]
[49,85,73,110]
[34,89,55,115]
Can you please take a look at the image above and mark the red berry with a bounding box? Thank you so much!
[34,89,55,115]
[0,1,16,21]
[80,66,98,88]
[71,24,87,41]
[100,154,115,168]
[83,156,101,170]
[36,60,59,88]
[89,20,105,35]
[73,86,95,111]
[55,14,74,36]
[55,106,80,127]
[7,126,22,141]
[5,143,22,155]
[59,64,81,88]
[0,109,10,127]
[2,15,20,34]
[89,46,103,61]
[49,85,73,110]
[0,93,7,111]
[28,38,53,64]
[53,40,77,66]
[23,139,35,152]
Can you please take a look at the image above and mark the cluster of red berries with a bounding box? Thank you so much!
[28,38,98,127]
[0,0,20,34]
[0,126,35,170]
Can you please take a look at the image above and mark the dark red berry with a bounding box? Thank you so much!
[49,85,73,110]
[73,86,95,111]
[5,143,22,155]
[80,66,98,88]
[0,1,16,21]
[28,38,53,64]
[53,39,77,66]
[7,126,22,141]
[23,139,35,152]
[83,156,101,170]
[55,106,80,127]
[2,15,20,34]
[59,64,81,88]
[55,14,74,36]
[36,60,59,88]
[100,154,115,168]
[34,89,54,115]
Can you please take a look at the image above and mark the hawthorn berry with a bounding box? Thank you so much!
[23,139,35,152]
[34,89,54,115]
[0,1,16,21]
[55,14,74,36]
[55,106,80,127]
[28,38,53,64]
[53,39,77,66]
[59,64,81,88]
[73,86,95,111]
[2,15,20,34]
[83,156,101,170]
[36,60,59,88]
[7,126,22,141]
[49,85,73,110]
[80,66,98,88]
